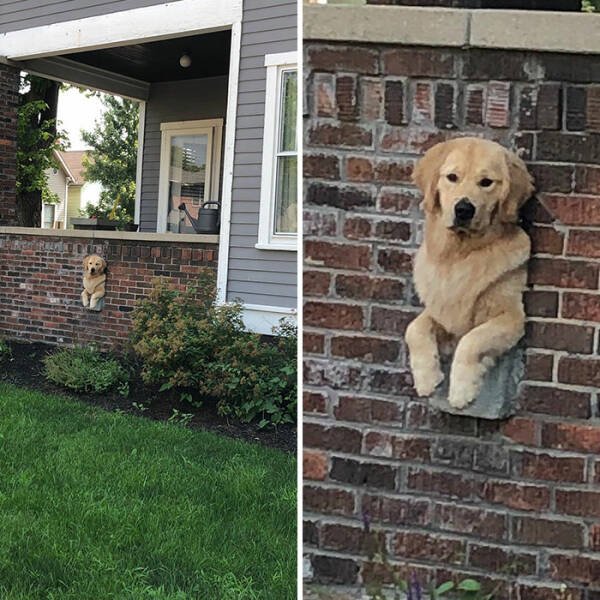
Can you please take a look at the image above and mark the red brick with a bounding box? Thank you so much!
[541,194,600,226]
[360,77,384,120]
[529,226,564,255]
[382,48,454,77]
[303,485,355,517]
[303,154,339,180]
[567,229,600,258]
[305,241,371,270]
[407,468,483,500]
[308,45,379,75]
[313,72,335,117]
[303,301,364,330]
[377,248,413,274]
[320,523,371,554]
[562,292,600,322]
[469,543,536,576]
[529,163,573,193]
[303,391,328,414]
[335,274,403,302]
[520,385,592,419]
[485,81,511,128]
[331,335,399,363]
[304,271,331,296]
[528,257,599,289]
[558,356,600,387]
[501,417,538,446]
[370,306,414,335]
[483,480,550,512]
[362,494,431,526]
[334,395,403,424]
[305,183,374,211]
[587,85,600,131]
[518,451,585,483]
[575,165,600,193]
[590,523,600,551]
[435,504,507,541]
[346,156,374,182]
[556,489,600,518]
[311,554,359,585]
[524,290,558,318]
[517,584,583,600]
[525,321,594,353]
[393,531,465,565]
[336,74,358,121]
[374,160,413,184]
[435,82,456,129]
[379,127,445,154]
[549,554,600,585]
[362,431,393,457]
[377,188,417,213]
[303,209,338,237]
[304,450,328,481]
[466,84,485,125]
[413,81,433,122]
[384,79,404,125]
[304,332,325,354]
[566,86,586,131]
[308,122,373,148]
[512,516,583,549]
[343,216,372,240]
[538,83,562,130]
[330,457,396,490]
[304,422,362,454]
[524,353,554,382]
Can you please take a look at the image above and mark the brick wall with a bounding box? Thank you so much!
[0,232,218,350]
[304,43,600,598]
[0,63,19,227]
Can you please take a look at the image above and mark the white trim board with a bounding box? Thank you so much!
[242,303,297,336]
[134,101,146,226]
[0,0,243,60]
[216,20,242,305]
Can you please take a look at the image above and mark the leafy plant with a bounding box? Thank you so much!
[168,408,194,427]
[130,273,297,427]
[43,345,129,395]
[0,339,11,361]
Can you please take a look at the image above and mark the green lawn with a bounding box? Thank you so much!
[0,384,296,599]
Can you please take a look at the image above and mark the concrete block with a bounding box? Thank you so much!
[430,345,524,420]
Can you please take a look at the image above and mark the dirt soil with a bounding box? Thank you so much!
[0,340,296,454]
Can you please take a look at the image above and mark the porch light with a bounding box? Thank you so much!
[179,53,192,68]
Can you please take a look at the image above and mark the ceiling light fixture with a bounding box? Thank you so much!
[179,53,192,68]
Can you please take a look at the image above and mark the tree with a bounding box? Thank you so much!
[81,95,139,225]
[16,74,63,227]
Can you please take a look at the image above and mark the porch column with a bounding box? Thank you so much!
[0,62,19,226]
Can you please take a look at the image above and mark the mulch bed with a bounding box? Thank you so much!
[0,340,296,454]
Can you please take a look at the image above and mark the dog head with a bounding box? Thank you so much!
[83,254,107,277]
[412,137,534,233]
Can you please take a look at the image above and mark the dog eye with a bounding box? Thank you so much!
[479,178,493,187]
[446,173,458,183]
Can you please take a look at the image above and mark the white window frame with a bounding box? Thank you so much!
[256,51,298,252]
[157,119,223,234]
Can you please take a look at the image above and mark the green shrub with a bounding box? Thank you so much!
[0,339,11,361]
[44,346,129,395]
[130,272,297,427]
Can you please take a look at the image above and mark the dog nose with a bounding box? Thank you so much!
[90,268,95,273]
[454,198,475,222]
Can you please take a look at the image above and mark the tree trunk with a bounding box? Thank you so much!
[17,190,42,228]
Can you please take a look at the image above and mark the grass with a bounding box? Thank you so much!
[0,383,296,599]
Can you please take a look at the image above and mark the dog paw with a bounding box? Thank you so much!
[413,367,444,397]
[448,365,482,409]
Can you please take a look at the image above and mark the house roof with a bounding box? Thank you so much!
[54,150,89,186]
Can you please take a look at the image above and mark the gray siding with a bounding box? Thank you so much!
[139,77,228,232]
[0,0,178,33]
[227,0,297,309]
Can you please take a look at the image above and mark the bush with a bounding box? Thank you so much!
[44,346,129,395]
[131,272,297,427]
[0,339,11,361]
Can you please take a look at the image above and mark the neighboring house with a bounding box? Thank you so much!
[0,0,298,334]
[43,150,100,229]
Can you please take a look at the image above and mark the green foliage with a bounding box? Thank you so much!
[43,346,129,395]
[130,273,297,427]
[0,339,11,361]
[80,94,139,226]
[583,0,600,11]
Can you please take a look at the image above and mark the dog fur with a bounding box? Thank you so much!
[405,137,534,409]
[81,254,107,310]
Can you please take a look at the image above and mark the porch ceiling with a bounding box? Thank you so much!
[66,30,231,83]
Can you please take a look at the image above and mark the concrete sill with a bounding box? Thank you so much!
[304,4,600,55]
[0,226,219,245]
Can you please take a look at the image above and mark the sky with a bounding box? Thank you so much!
[56,86,105,151]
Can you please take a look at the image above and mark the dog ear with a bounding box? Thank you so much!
[501,149,534,223]
[82,255,90,269]
[412,141,452,213]
[100,257,107,273]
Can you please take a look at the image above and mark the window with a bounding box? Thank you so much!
[157,119,223,234]
[257,52,298,251]
[42,204,55,229]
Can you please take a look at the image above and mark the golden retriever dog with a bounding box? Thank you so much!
[405,137,534,409]
[81,254,107,310]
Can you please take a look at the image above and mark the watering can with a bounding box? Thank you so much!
[178,201,221,234]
